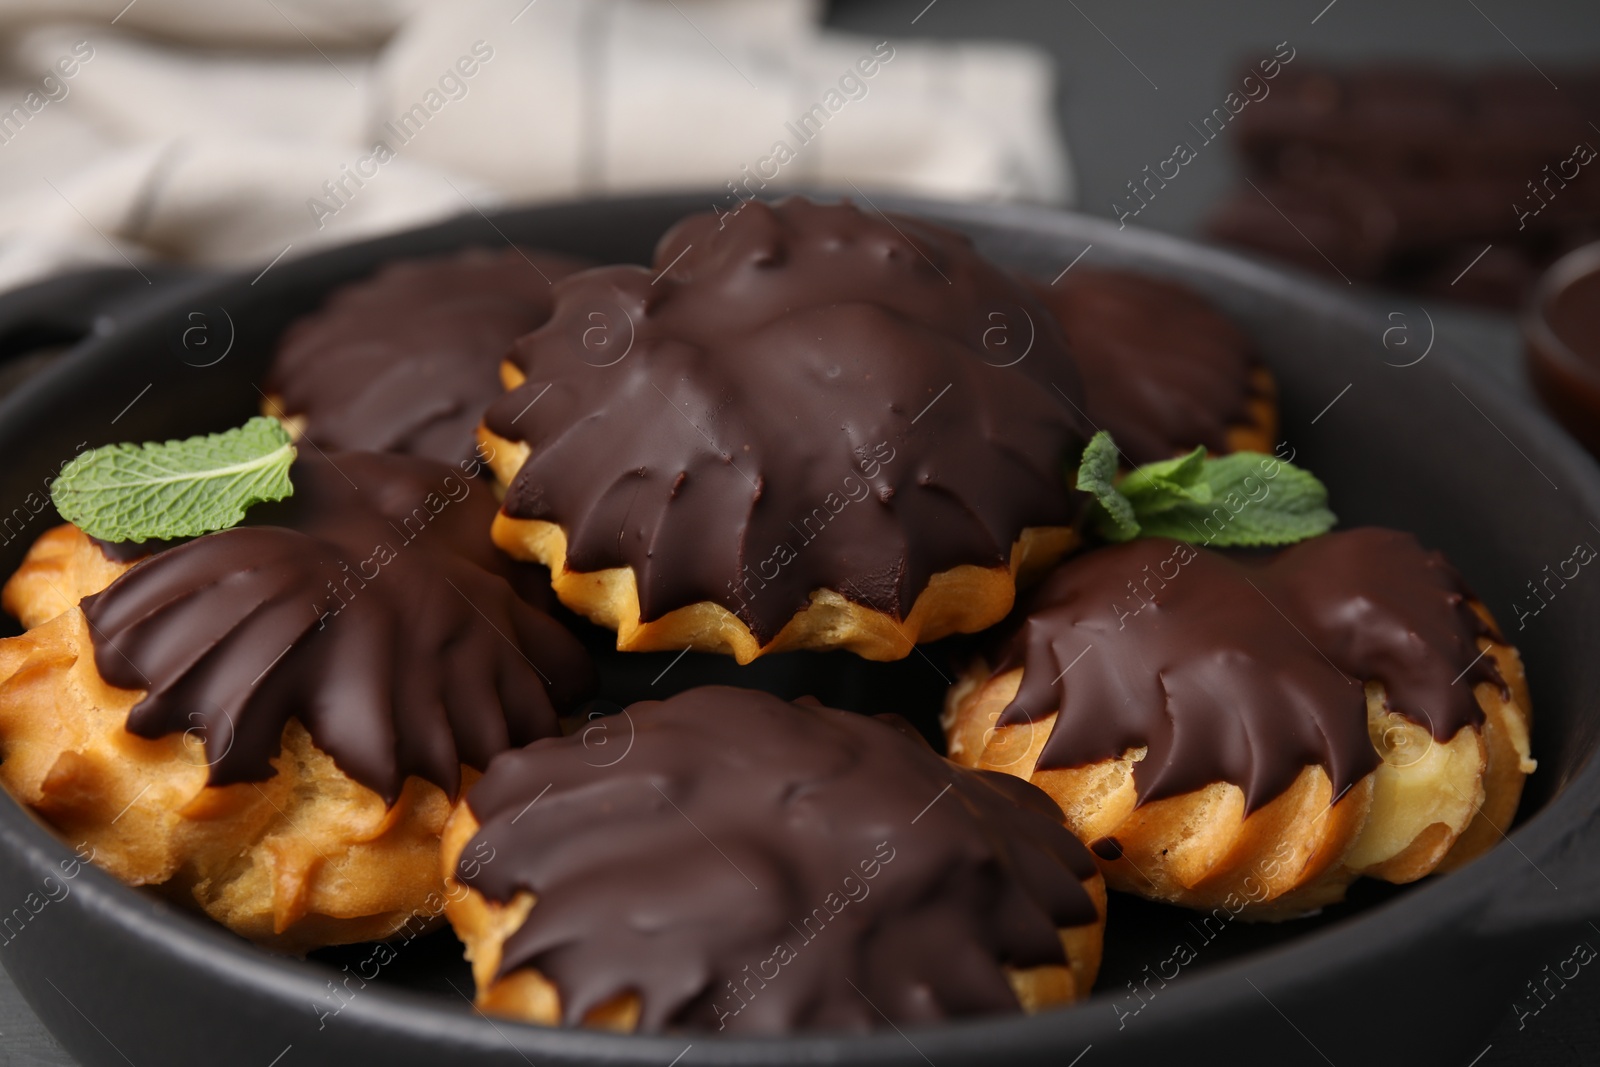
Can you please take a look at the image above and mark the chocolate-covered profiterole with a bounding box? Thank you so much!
[82,450,595,803]
[483,196,1092,648]
[457,687,1101,1034]
[266,247,589,465]
[997,529,1503,810]
[1032,269,1271,464]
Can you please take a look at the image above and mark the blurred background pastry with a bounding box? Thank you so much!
[1207,63,1600,308]
[1030,268,1277,464]
[264,246,591,466]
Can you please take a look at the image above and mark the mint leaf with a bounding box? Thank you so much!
[1139,451,1335,547]
[1118,445,1211,515]
[1075,434,1336,548]
[52,417,296,542]
[1075,431,1139,542]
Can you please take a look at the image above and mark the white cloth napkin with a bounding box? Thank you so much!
[0,0,1072,291]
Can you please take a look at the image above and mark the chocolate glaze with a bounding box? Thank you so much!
[484,197,1092,643]
[1032,270,1259,465]
[81,451,595,803]
[462,686,1099,1035]
[267,247,589,465]
[997,529,1504,811]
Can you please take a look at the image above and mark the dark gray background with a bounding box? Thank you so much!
[2,0,1599,1063]
[836,0,1600,240]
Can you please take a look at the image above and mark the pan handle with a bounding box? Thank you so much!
[0,266,205,365]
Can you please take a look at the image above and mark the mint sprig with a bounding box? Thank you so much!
[1075,431,1139,541]
[1076,431,1335,547]
[52,417,296,542]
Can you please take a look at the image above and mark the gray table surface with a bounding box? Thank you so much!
[4,0,1600,1062]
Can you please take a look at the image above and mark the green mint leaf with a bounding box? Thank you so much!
[1119,445,1212,515]
[52,417,296,542]
[1074,434,1337,548]
[1075,430,1139,542]
[1137,451,1336,547]
[1125,445,1207,491]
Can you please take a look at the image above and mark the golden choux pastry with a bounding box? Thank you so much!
[944,529,1532,918]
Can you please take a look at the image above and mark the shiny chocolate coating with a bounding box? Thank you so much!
[267,247,589,465]
[997,529,1503,811]
[484,197,1092,643]
[83,450,596,803]
[1032,269,1258,464]
[462,686,1100,1034]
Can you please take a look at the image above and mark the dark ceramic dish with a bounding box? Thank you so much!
[0,194,1596,1067]
[1525,240,1600,460]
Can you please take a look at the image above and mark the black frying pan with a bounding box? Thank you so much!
[0,193,1595,1067]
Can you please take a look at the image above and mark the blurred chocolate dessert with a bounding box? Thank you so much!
[1206,63,1600,307]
